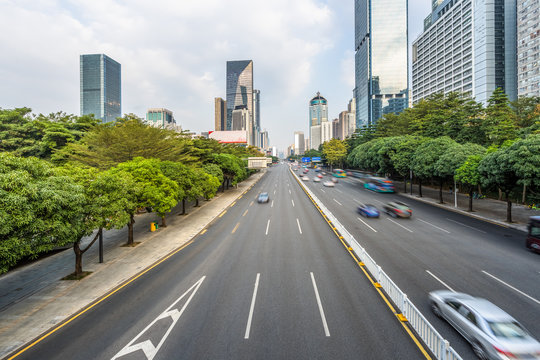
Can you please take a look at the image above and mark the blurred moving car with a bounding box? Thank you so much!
[357,204,380,218]
[383,201,412,218]
[257,192,269,203]
[429,291,540,360]
[331,177,338,183]
[364,177,395,193]
[526,216,540,253]
[302,176,309,181]
[313,177,321,182]
[323,181,335,187]
[317,174,323,179]
[321,172,327,175]
[315,168,321,172]
[332,169,347,178]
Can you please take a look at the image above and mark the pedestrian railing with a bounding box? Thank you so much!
[291,168,463,360]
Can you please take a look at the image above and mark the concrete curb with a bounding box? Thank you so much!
[1,171,266,360]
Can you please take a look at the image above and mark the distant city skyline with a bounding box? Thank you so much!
[1,1,431,153]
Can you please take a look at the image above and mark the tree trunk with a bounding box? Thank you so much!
[419,179,423,197]
[195,198,199,207]
[73,241,83,276]
[522,184,527,204]
[506,191,512,223]
[127,214,134,245]
[221,180,225,192]
[439,179,444,204]
[403,175,407,193]
[161,215,167,227]
[182,199,186,215]
[468,189,474,212]
[498,188,503,201]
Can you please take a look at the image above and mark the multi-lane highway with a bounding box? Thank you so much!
[13,164,429,359]
[298,167,540,359]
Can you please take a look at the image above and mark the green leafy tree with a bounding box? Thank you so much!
[322,138,348,169]
[483,88,518,146]
[211,153,247,189]
[0,153,85,273]
[511,96,540,129]
[203,163,224,189]
[455,154,484,211]
[113,158,179,241]
[508,134,540,204]
[389,136,429,192]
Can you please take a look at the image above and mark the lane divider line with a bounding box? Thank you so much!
[482,270,540,305]
[333,199,342,206]
[387,218,413,233]
[357,217,377,233]
[244,273,260,339]
[426,270,455,292]
[243,209,248,217]
[296,218,303,234]
[310,272,330,337]
[265,219,270,236]
[291,199,295,207]
[446,218,487,234]
[232,222,240,234]
[418,219,450,234]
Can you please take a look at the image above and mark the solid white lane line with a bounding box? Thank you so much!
[271,200,274,208]
[320,189,326,193]
[292,199,295,207]
[446,218,487,234]
[296,218,303,234]
[418,219,450,233]
[289,189,291,194]
[333,199,343,206]
[244,273,260,339]
[357,217,377,233]
[387,218,413,233]
[265,220,270,235]
[426,270,455,292]
[310,272,330,337]
[482,271,540,305]
[113,276,206,359]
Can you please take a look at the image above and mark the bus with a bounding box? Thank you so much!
[364,177,395,193]
[332,169,347,178]
[526,216,540,253]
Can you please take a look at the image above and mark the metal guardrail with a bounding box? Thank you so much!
[291,168,463,360]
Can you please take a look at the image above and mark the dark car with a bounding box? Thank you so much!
[526,216,540,253]
[357,203,380,218]
[257,192,269,203]
[383,201,412,218]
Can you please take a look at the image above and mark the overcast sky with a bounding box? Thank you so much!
[0,0,430,153]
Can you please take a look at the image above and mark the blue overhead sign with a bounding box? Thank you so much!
[301,157,310,163]
[311,157,321,162]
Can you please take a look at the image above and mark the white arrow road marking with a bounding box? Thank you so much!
[112,276,206,360]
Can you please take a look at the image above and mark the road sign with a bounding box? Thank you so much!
[311,157,321,162]
[301,157,310,163]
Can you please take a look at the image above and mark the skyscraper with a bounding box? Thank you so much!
[214,97,226,131]
[294,131,305,155]
[354,0,409,127]
[80,54,121,123]
[309,92,328,150]
[412,0,517,104]
[517,0,540,97]
[146,108,177,130]
[226,60,253,131]
[253,89,261,147]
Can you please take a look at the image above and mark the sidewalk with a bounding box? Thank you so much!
[390,180,536,232]
[0,171,265,359]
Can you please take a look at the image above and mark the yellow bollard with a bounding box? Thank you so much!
[150,222,156,232]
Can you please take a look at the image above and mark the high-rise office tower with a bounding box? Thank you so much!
[80,54,121,123]
[517,0,540,97]
[354,0,409,128]
[294,131,305,155]
[226,60,253,131]
[214,97,226,131]
[253,89,261,131]
[412,0,517,104]
[309,92,328,150]
[146,108,176,129]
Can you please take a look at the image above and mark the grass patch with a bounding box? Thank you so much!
[62,271,92,281]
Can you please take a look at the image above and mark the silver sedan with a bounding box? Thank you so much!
[429,291,540,359]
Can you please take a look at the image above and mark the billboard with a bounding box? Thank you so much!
[301,157,310,163]
[311,157,321,162]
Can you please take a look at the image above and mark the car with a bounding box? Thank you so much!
[313,177,321,182]
[357,203,380,218]
[331,177,338,183]
[257,192,269,203]
[323,181,335,187]
[321,171,327,175]
[317,174,323,179]
[429,291,540,360]
[383,201,412,218]
[302,176,309,181]
[315,168,321,172]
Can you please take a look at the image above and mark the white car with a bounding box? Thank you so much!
[302,176,309,181]
[429,291,540,359]
[323,181,335,187]
[313,177,321,182]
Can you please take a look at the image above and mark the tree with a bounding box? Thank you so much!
[0,153,85,274]
[483,88,518,146]
[389,136,428,192]
[322,139,348,169]
[113,158,179,242]
[455,154,484,211]
[190,168,220,205]
[203,163,224,190]
[411,137,457,201]
[508,134,540,204]
[56,165,136,277]
[511,96,540,129]
[211,153,246,189]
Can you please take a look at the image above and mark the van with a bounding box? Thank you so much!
[526,216,540,253]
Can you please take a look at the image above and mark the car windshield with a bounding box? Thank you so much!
[488,321,528,339]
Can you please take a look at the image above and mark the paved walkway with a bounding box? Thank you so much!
[0,171,265,359]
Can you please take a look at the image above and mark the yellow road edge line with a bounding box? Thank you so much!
[200,229,207,235]
[289,167,433,360]
[8,239,194,360]
[231,201,237,206]
[232,222,240,234]
[242,209,248,217]
[219,210,227,217]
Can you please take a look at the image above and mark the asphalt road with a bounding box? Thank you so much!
[13,164,427,360]
[299,168,540,358]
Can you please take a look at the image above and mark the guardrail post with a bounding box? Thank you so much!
[444,340,450,360]
[377,265,382,283]
[402,294,408,318]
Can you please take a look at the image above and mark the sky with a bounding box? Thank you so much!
[0,0,430,154]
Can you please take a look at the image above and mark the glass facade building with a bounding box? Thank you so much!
[146,108,176,130]
[80,54,121,123]
[354,0,409,127]
[226,60,253,131]
[309,92,329,150]
[517,0,540,97]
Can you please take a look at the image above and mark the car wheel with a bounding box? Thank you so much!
[430,302,442,318]
[471,342,489,360]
